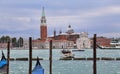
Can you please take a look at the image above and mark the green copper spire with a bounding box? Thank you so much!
[42,7,45,17]
[41,7,46,25]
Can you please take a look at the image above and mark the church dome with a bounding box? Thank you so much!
[66,25,74,34]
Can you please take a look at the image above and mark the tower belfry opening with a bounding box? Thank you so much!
[40,7,47,40]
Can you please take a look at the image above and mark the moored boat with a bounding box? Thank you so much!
[61,49,74,58]
[97,44,120,49]
[32,57,44,74]
[0,51,7,74]
[72,49,85,52]
[62,53,74,58]
[61,49,71,54]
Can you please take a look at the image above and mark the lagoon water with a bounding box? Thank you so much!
[1,49,120,74]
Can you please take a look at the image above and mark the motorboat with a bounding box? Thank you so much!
[61,49,71,54]
[32,57,44,74]
[62,53,74,58]
[61,49,74,58]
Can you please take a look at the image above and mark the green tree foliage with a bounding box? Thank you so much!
[11,37,17,47]
[0,36,10,43]
[18,37,24,47]
[0,36,24,47]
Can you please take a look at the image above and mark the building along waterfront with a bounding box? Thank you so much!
[31,7,91,49]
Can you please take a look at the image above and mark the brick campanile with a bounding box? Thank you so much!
[40,7,47,40]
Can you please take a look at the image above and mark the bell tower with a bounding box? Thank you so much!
[40,7,47,40]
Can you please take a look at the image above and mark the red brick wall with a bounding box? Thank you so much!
[58,35,67,40]
[40,26,47,40]
[96,37,111,47]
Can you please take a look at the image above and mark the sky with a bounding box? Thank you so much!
[0,0,120,39]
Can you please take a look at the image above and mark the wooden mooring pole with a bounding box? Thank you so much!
[93,34,97,74]
[29,37,32,74]
[7,41,10,74]
[49,40,52,74]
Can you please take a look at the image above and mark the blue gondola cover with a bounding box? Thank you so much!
[0,51,7,73]
[32,65,44,74]
[32,57,44,74]
[0,59,7,69]
[0,51,7,69]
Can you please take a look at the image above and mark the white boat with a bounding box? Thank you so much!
[61,49,74,58]
[62,53,74,58]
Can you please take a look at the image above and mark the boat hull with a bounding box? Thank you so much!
[32,57,44,74]
[0,51,7,74]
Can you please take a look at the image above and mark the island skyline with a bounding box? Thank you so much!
[0,0,120,38]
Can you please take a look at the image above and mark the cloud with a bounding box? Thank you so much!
[1,5,120,32]
[0,16,40,31]
[80,6,120,18]
[46,6,120,29]
[0,0,120,38]
[98,32,120,38]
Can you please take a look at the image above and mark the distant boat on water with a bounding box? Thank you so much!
[97,40,120,49]
[72,49,85,52]
[97,45,120,49]
[61,49,71,54]
[61,53,74,58]
[61,49,74,58]
[0,51,7,74]
[32,57,44,74]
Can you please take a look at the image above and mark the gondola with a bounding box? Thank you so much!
[32,57,44,74]
[0,51,7,74]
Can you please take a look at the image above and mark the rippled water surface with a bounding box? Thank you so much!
[1,49,120,74]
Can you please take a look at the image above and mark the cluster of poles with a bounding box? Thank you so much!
[6,34,97,74]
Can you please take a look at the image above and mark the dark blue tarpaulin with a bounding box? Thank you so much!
[0,51,7,69]
[32,65,44,74]
[0,51,7,73]
[32,57,44,74]
[0,59,7,68]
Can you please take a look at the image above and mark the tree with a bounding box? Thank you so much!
[5,36,10,42]
[0,36,5,43]
[18,37,24,47]
[0,36,10,43]
[11,37,17,47]
[0,37,1,43]
[0,35,25,47]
